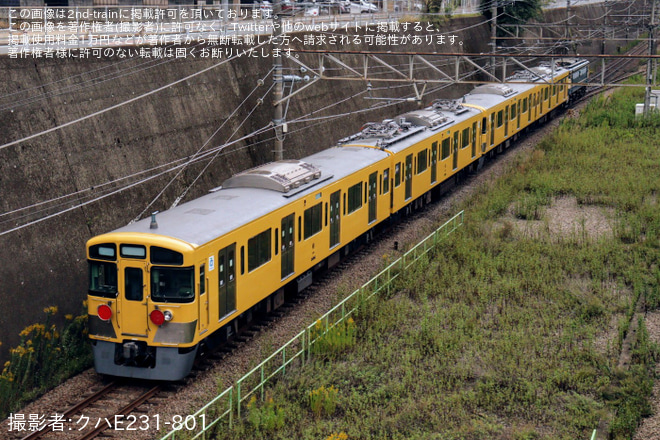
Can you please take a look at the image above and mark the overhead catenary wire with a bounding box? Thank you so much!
[133,66,276,221]
[0,40,269,153]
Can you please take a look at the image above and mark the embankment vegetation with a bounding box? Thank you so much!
[226,84,660,439]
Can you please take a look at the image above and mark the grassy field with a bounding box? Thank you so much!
[222,85,660,439]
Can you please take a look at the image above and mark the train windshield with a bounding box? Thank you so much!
[151,267,194,303]
[88,261,118,298]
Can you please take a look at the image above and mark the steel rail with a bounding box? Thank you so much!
[19,381,118,440]
[75,385,162,440]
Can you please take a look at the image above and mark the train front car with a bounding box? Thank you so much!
[87,234,199,381]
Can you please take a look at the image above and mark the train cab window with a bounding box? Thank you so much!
[497,110,503,128]
[441,138,450,160]
[89,244,116,261]
[461,128,470,149]
[383,169,390,194]
[150,266,194,303]
[248,229,271,272]
[304,203,322,239]
[151,247,183,265]
[347,182,363,214]
[88,261,117,298]
[394,163,401,187]
[417,149,428,173]
[120,245,146,259]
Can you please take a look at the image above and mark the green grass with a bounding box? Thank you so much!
[217,84,660,439]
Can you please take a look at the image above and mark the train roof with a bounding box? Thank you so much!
[108,61,581,248]
[112,145,390,246]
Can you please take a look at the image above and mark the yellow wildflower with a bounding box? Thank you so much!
[43,306,58,315]
[65,314,74,321]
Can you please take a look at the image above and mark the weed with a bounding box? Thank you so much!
[0,304,91,418]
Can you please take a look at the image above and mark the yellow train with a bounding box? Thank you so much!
[87,58,587,380]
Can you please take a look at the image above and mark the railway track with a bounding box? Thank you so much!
[14,382,162,440]
[580,40,650,102]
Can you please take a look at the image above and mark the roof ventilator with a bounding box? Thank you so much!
[469,83,516,97]
[221,160,322,193]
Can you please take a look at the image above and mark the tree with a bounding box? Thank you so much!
[479,0,545,37]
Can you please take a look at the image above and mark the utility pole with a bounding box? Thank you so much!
[565,0,570,39]
[272,0,284,161]
[490,0,497,77]
[644,0,657,115]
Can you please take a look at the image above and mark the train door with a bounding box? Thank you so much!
[540,91,544,114]
[329,191,340,249]
[281,214,295,279]
[198,262,208,333]
[218,244,236,320]
[405,154,412,200]
[120,262,148,337]
[452,131,459,170]
[368,172,377,223]
[431,141,438,184]
[504,105,509,137]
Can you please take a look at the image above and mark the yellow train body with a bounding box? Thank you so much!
[87,62,577,380]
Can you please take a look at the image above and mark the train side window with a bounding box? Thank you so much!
[522,98,528,113]
[394,163,401,187]
[511,103,517,119]
[298,216,302,241]
[343,193,347,215]
[347,182,363,214]
[304,203,322,239]
[383,169,390,194]
[544,87,549,100]
[461,128,470,149]
[275,228,279,255]
[497,110,503,128]
[471,122,477,146]
[364,182,367,203]
[240,246,245,275]
[325,203,328,226]
[417,149,427,173]
[481,117,487,134]
[248,229,271,272]
[441,138,450,160]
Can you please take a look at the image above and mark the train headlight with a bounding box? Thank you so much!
[163,310,173,322]
[150,309,165,326]
[97,304,112,322]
